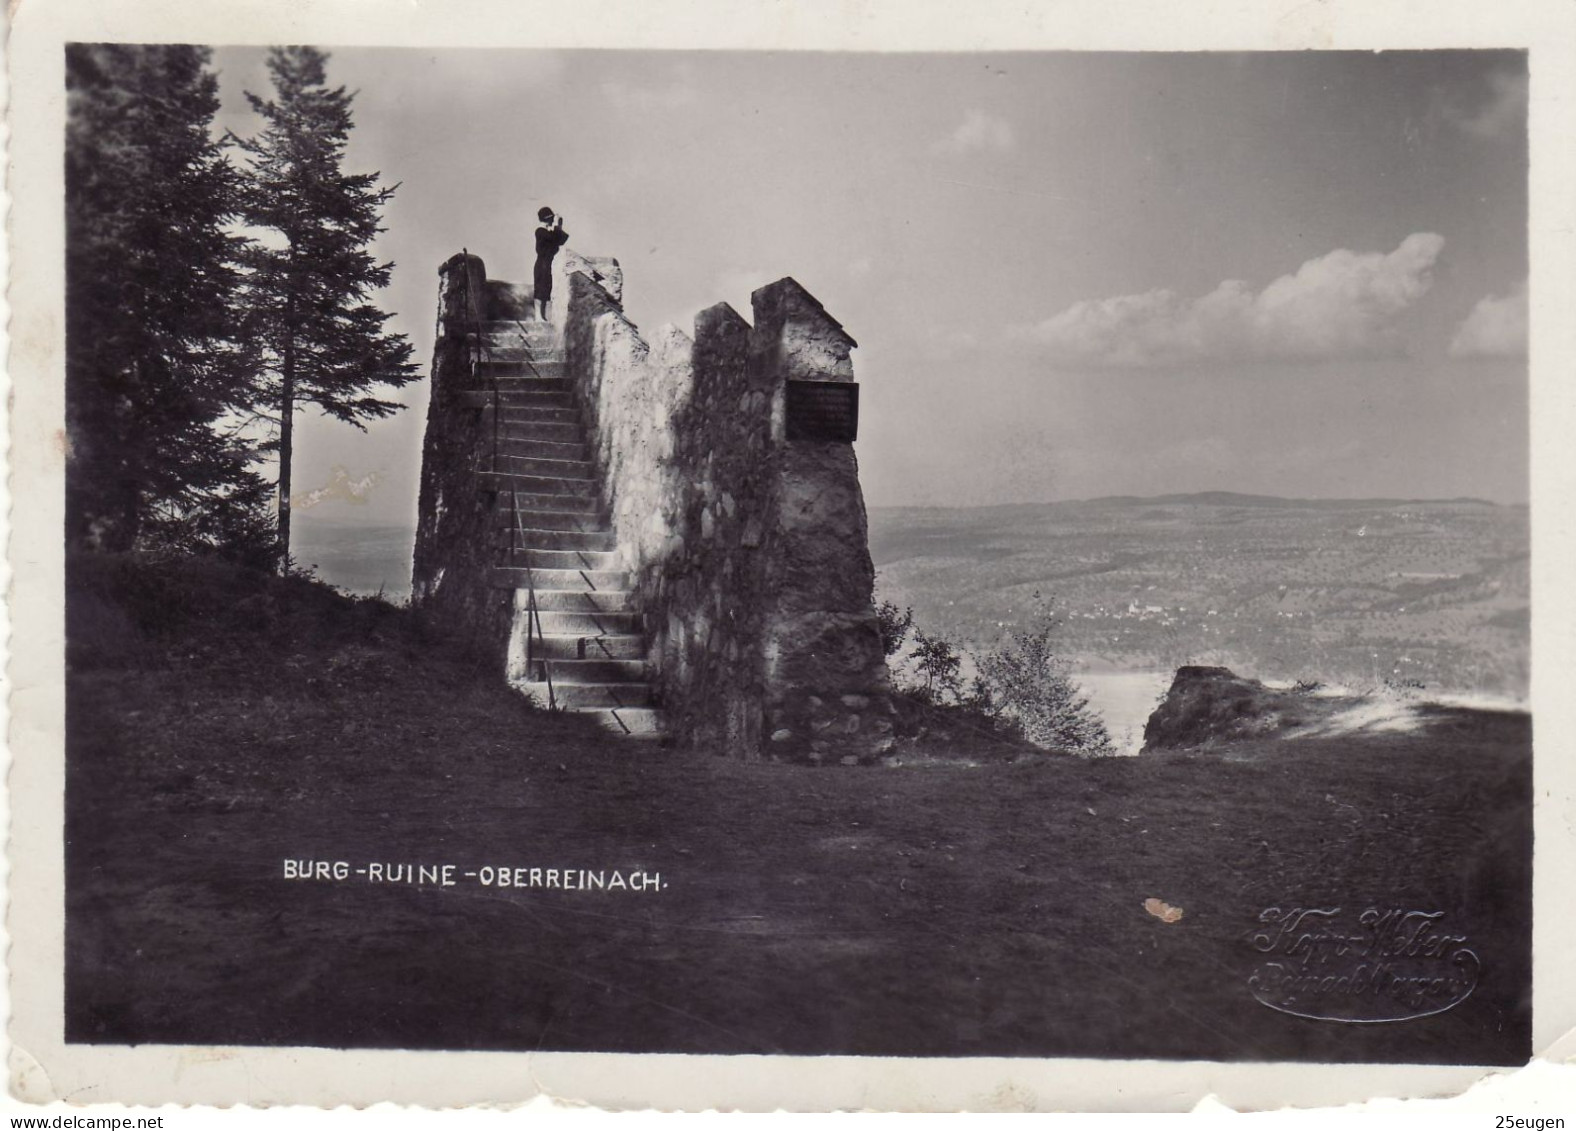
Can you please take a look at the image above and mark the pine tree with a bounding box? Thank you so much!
[65,44,272,561]
[234,46,417,563]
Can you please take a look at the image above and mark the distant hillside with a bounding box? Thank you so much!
[282,496,1530,697]
[1085,491,1505,510]
[869,494,1529,697]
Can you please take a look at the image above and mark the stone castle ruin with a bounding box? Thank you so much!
[412,248,895,763]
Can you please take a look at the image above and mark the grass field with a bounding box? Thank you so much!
[65,556,1531,1064]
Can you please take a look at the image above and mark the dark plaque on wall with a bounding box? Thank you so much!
[786,380,860,442]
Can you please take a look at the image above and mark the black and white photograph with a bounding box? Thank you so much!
[10,0,1576,1114]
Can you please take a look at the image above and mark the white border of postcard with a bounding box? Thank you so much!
[7,0,1576,1112]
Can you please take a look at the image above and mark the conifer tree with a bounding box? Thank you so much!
[65,44,272,560]
[234,46,417,562]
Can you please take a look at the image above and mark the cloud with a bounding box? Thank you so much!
[932,110,1014,156]
[1015,233,1446,368]
[1448,281,1527,358]
[291,465,382,510]
[1445,69,1528,140]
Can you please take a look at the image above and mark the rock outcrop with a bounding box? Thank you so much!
[1141,666,1311,751]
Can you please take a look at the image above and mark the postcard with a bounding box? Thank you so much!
[8,0,1575,1113]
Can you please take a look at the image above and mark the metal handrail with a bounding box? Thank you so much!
[567,560,628,731]
[570,549,618,660]
[511,317,551,381]
[512,488,556,711]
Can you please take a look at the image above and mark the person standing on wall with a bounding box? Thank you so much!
[533,206,569,321]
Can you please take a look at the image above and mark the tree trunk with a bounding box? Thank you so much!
[105,469,143,553]
[103,361,145,552]
[278,331,294,570]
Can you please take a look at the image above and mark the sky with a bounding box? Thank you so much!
[207,47,1529,527]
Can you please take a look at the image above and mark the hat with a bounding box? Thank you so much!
[538,206,555,222]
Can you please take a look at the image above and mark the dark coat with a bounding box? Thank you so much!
[534,224,569,300]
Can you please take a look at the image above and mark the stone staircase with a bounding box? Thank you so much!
[477,315,663,737]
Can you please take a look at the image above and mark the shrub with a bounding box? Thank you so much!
[876,593,1108,757]
[1382,675,1426,699]
[909,627,965,703]
[876,600,914,659]
[975,594,1112,755]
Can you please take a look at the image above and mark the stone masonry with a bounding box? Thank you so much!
[414,247,894,763]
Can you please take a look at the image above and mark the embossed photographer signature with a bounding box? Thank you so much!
[1246,907,1481,1023]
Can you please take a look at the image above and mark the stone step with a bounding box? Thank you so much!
[494,507,609,533]
[514,548,620,572]
[456,390,575,412]
[482,318,558,336]
[491,406,578,427]
[541,658,648,683]
[493,454,596,480]
[484,318,559,335]
[478,453,594,480]
[488,373,570,390]
[584,707,665,737]
[482,355,566,376]
[477,471,597,497]
[506,527,618,553]
[532,608,642,635]
[537,566,630,592]
[483,326,561,344]
[484,345,563,364]
[532,632,646,660]
[489,339,561,353]
[479,359,567,377]
[493,492,601,515]
[480,342,565,360]
[490,388,575,407]
[496,437,587,461]
[499,407,581,426]
[515,680,655,709]
[482,374,570,392]
[474,381,572,398]
[464,373,570,389]
[498,529,607,557]
[491,566,628,591]
[488,381,570,395]
[529,588,635,614]
[498,420,583,443]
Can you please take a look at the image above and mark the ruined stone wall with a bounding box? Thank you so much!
[563,261,893,762]
[561,269,768,753]
[749,282,895,762]
[560,268,664,528]
[647,304,779,755]
[412,252,512,659]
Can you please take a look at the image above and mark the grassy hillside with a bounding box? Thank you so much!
[870,495,1529,696]
[66,555,1530,1064]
